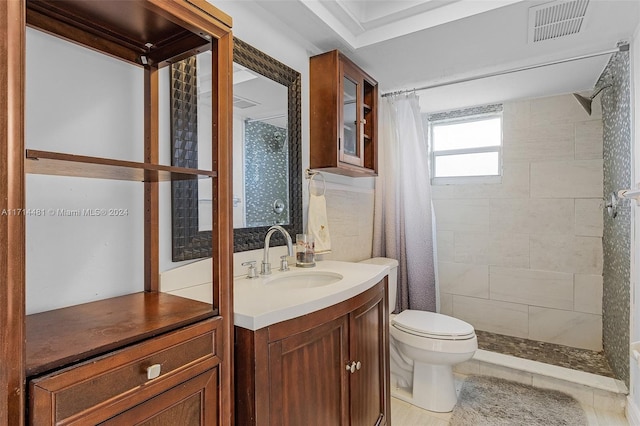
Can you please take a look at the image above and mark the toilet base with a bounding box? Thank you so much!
[391,362,459,413]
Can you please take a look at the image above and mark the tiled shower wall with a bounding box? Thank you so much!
[244,121,289,227]
[432,93,604,351]
[600,51,631,386]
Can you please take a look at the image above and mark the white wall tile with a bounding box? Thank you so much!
[530,234,603,274]
[491,198,574,235]
[452,295,529,338]
[575,120,603,160]
[453,231,490,264]
[530,160,603,198]
[490,266,574,310]
[435,230,454,262]
[530,94,598,126]
[433,199,491,231]
[503,123,575,161]
[438,262,489,298]
[323,189,374,262]
[488,233,530,268]
[529,307,602,350]
[439,292,453,316]
[574,274,603,315]
[575,198,604,237]
[502,99,531,130]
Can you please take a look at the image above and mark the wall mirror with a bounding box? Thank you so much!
[171,38,302,260]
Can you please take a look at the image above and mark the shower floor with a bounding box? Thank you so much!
[475,330,616,378]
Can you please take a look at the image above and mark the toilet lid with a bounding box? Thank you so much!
[392,310,475,340]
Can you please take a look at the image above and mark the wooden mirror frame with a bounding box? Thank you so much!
[170,38,302,260]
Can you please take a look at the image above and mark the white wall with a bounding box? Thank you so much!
[433,93,604,351]
[25,28,145,314]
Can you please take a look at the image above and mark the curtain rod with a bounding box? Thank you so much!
[381,43,629,98]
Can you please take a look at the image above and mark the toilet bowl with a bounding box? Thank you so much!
[359,257,477,413]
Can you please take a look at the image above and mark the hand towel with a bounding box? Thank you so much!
[307,193,331,254]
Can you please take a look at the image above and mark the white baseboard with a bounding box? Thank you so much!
[627,395,640,425]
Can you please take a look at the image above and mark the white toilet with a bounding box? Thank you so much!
[360,257,477,413]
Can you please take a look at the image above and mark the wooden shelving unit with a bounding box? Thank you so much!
[1,0,234,424]
[26,149,218,181]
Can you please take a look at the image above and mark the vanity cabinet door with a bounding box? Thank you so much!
[268,316,350,426]
[349,290,388,426]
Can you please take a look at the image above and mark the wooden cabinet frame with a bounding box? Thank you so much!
[310,49,378,177]
[0,1,233,424]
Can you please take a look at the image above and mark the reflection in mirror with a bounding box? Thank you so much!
[231,65,289,228]
[170,38,302,260]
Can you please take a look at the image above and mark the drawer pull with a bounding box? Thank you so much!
[146,364,162,380]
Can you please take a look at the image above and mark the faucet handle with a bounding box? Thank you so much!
[242,261,259,279]
[279,255,290,272]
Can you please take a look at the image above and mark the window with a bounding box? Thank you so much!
[428,109,502,184]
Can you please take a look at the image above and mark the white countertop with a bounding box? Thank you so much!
[234,260,390,330]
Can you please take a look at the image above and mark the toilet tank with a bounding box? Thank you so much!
[359,257,398,312]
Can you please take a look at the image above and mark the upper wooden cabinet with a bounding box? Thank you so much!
[310,50,378,177]
[0,1,233,424]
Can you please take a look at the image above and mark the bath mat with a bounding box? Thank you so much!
[449,375,587,426]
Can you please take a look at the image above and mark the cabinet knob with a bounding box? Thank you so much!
[146,364,162,380]
[345,361,356,373]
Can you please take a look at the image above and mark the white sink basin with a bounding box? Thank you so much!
[265,271,344,289]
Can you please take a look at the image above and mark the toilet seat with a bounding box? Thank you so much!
[392,310,475,340]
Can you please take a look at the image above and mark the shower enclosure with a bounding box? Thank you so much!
[430,49,631,385]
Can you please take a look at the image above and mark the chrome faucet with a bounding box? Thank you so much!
[261,225,294,275]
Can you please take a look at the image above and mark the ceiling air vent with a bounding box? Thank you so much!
[528,0,589,43]
[233,95,259,109]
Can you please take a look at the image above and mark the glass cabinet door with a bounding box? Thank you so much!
[340,67,364,167]
[342,76,358,158]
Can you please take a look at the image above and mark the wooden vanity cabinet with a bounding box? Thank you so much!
[310,50,378,177]
[235,279,391,426]
[1,1,233,424]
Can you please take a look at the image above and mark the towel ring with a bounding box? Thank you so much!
[306,169,326,196]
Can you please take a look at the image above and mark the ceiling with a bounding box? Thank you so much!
[247,0,639,112]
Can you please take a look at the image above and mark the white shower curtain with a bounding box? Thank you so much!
[373,93,437,313]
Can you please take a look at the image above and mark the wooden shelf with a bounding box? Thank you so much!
[26,292,216,377]
[26,0,232,67]
[25,149,216,181]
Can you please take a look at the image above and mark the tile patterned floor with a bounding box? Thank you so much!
[390,396,629,426]
[475,330,616,378]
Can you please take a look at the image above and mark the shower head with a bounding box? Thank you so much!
[573,84,612,115]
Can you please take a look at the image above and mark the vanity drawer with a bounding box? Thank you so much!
[30,317,220,425]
